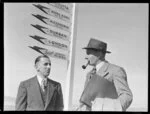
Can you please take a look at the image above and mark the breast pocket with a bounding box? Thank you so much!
[103,72,113,83]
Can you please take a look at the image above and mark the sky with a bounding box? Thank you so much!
[4,3,148,111]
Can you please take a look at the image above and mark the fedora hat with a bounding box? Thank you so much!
[83,38,111,53]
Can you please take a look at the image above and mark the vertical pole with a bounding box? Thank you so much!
[64,3,78,111]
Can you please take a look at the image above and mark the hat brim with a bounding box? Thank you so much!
[82,47,111,53]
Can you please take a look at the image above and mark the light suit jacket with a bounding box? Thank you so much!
[15,76,64,111]
[80,61,133,111]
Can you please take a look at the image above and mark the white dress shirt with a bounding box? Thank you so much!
[37,75,47,88]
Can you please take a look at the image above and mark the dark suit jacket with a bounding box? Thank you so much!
[15,76,64,111]
[80,61,133,111]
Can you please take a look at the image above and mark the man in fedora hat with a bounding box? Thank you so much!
[77,38,133,111]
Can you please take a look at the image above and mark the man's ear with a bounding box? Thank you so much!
[35,63,39,71]
[98,51,105,60]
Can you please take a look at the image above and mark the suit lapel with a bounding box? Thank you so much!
[44,79,55,110]
[97,61,110,77]
[32,76,45,109]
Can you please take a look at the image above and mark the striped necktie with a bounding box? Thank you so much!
[41,79,47,92]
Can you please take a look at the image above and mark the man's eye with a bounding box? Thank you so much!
[44,63,51,66]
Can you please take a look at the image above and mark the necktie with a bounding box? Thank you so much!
[92,67,97,74]
[41,79,47,92]
[89,67,97,79]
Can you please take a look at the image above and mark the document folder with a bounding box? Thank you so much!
[80,73,118,107]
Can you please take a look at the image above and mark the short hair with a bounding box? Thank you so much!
[35,55,50,65]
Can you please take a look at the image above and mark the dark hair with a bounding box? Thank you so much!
[35,55,50,65]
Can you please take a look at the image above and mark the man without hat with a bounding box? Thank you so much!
[77,38,133,111]
[15,55,64,111]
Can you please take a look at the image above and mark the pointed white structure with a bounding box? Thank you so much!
[64,3,78,111]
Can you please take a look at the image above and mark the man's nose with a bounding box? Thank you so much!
[86,55,93,60]
[47,64,51,68]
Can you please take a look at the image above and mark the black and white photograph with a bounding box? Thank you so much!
[4,3,148,111]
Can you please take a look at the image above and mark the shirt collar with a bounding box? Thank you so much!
[96,61,105,71]
[37,75,47,86]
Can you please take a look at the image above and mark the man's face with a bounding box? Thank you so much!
[87,54,99,66]
[36,57,51,78]
[86,49,104,66]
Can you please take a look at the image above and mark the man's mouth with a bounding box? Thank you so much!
[47,70,50,73]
